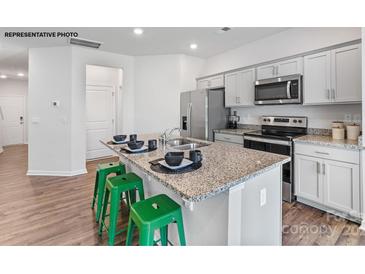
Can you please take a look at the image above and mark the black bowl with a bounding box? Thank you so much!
[113,135,127,142]
[165,152,184,166]
[127,140,144,150]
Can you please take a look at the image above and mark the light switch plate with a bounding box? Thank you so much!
[260,188,267,207]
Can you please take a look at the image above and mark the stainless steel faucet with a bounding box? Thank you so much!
[160,127,181,145]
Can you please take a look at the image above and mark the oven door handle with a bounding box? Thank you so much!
[244,136,291,146]
[286,81,291,99]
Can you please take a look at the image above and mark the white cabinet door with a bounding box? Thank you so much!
[295,154,323,203]
[256,64,276,80]
[225,69,255,107]
[322,159,360,216]
[197,79,210,89]
[209,75,224,88]
[197,75,224,89]
[277,57,303,77]
[236,68,255,106]
[331,44,361,103]
[224,72,238,107]
[303,51,332,105]
[257,57,303,80]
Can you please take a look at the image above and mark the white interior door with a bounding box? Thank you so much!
[0,96,25,146]
[86,85,115,160]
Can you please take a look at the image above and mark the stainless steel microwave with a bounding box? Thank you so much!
[254,74,302,105]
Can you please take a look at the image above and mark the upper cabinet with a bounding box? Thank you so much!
[197,74,224,89]
[256,57,303,80]
[304,43,361,105]
[224,68,255,107]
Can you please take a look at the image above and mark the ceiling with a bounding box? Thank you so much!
[0,27,288,79]
[0,48,28,80]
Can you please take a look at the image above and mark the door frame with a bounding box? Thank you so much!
[0,94,26,146]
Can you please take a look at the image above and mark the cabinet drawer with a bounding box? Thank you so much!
[215,133,243,145]
[294,143,359,164]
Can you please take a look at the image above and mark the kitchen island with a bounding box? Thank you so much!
[102,134,290,246]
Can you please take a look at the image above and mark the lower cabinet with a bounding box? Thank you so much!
[214,132,243,145]
[294,144,360,220]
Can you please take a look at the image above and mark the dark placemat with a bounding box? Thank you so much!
[149,158,202,174]
[120,147,157,154]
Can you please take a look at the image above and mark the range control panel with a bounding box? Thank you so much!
[261,116,308,128]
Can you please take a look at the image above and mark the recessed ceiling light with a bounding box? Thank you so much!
[133,28,144,35]
[0,74,7,79]
[190,43,198,50]
[17,72,24,77]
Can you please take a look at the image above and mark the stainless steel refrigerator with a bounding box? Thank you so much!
[180,89,229,141]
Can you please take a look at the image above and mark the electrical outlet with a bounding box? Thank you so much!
[260,188,267,207]
[353,114,361,123]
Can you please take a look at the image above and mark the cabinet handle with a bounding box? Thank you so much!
[316,162,321,174]
[327,89,330,100]
[315,151,330,155]
[322,163,325,175]
[332,88,336,100]
[276,66,279,76]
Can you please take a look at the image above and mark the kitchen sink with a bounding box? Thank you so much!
[166,138,210,150]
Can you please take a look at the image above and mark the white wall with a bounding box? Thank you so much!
[28,46,135,175]
[0,79,28,145]
[202,27,361,75]
[232,104,361,129]
[28,47,72,175]
[134,54,204,134]
[71,47,135,172]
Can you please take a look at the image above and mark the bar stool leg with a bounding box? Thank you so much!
[98,189,110,236]
[108,190,120,246]
[91,171,99,209]
[139,227,155,246]
[95,171,107,223]
[125,217,135,246]
[176,215,186,246]
[160,226,168,246]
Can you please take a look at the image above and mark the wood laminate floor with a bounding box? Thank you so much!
[0,145,364,245]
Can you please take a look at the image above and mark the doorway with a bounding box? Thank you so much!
[0,96,25,146]
[85,65,123,160]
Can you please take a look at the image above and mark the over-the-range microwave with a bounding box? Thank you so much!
[254,74,302,105]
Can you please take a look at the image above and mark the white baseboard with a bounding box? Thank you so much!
[27,168,88,177]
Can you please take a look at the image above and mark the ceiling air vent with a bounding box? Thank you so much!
[69,37,103,49]
[216,27,232,34]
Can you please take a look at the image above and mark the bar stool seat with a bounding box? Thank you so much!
[126,194,186,246]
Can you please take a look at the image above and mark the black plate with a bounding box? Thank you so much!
[120,147,157,154]
[149,158,202,174]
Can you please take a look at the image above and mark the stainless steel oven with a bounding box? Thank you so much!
[243,116,308,202]
[255,74,302,105]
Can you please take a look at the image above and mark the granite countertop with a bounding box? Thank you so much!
[213,128,257,136]
[102,134,290,202]
[293,135,362,150]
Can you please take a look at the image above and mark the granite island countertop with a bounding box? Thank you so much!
[293,135,362,150]
[102,134,290,202]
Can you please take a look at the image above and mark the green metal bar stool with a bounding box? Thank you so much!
[91,161,126,223]
[125,194,186,246]
[99,172,145,246]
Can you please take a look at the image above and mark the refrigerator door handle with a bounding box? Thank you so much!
[187,103,192,137]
